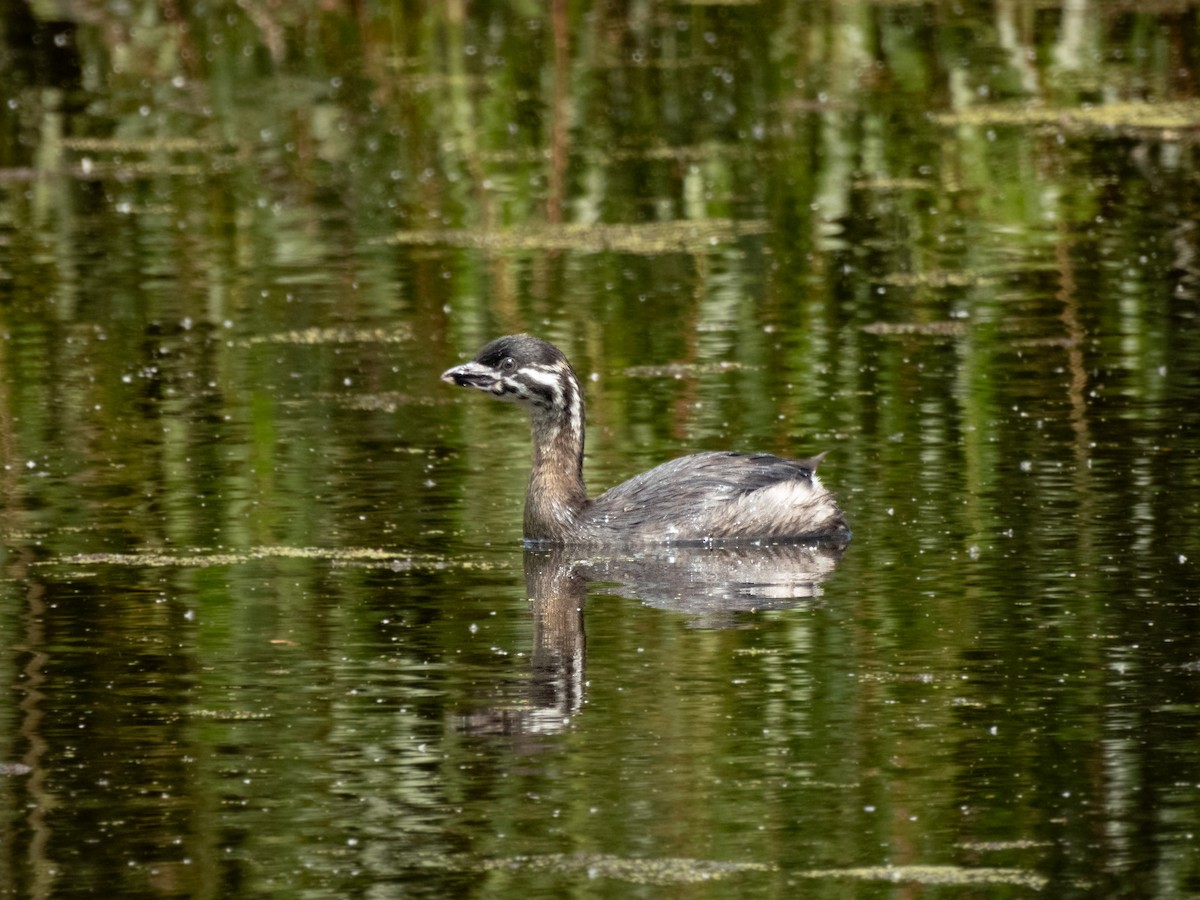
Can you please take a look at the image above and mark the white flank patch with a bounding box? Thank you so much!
[727,475,834,531]
[757,478,815,507]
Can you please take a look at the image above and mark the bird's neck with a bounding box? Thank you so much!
[524,405,589,541]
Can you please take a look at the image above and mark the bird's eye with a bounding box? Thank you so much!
[501,357,516,371]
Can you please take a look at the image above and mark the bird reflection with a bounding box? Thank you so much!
[455,541,846,739]
[578,540,846,627]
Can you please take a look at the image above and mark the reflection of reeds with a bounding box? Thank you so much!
[546,0,569,225]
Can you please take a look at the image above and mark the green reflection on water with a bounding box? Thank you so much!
[2,1,1200,898]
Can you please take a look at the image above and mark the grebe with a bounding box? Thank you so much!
[442,334,848,545]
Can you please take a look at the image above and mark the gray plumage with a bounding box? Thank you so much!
[442,334,849,545]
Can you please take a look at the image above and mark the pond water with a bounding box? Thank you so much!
[2,1,1200,897]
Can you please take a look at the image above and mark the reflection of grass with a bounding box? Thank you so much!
[383,220,770,254]
[937,100,1200,135]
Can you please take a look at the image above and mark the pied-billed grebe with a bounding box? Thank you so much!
[441,334,849,545]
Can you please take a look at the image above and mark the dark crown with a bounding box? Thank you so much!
[474,335,580,417]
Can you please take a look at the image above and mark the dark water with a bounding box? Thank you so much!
[3,2,1200,897]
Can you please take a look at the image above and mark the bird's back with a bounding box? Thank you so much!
[578,451,848,544]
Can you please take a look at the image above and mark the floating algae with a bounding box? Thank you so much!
[880,271,998,288]
[44,546,497,572]
[238,325,413,347]
[410,853,1044,890]
[418,851,774,885]
[936,99,1200,138]
[624,360,749,378]
[862,321,969,337]
[63,136,228,154]
[796,864,1047,890]
[382,219,770,255]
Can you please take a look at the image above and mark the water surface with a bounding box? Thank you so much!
[2,2,1200,897]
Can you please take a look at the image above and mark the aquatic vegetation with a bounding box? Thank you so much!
[623,360,748,378]
[383,220,770,254]
[861,321,969,337]
[937,100,1200,137]
[43,546,497,571]
[2,2,1197,897]
[62,137,227,154]
[238,326,413,347]
[188,709,273,720]
[419,853,1046,889]
[796,864,1048,890]
[880,271,998,288]
[431,851,775,884]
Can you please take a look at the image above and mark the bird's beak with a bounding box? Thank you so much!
[441,361,499,391]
